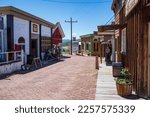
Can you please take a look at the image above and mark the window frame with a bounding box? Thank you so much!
[121,28,127,54]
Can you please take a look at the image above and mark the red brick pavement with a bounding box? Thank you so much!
[0,56,98,100]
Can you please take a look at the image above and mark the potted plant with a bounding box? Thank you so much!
[115,68,133,96]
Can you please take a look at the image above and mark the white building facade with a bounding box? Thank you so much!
[0,6,55,64]
[0,6,57,75]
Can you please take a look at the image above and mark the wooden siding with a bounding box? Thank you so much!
[126,6,139,93]
[114,6,126,62]
[114,11,121,62]
[148,23,150,97]
[125,3,150,98]
[112,0,150,98]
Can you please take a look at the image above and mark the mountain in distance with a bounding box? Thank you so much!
[63,39,70,43]
[62,39,70,46]
[62,38,81,46]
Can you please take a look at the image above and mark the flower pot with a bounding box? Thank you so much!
[116,83,132,96]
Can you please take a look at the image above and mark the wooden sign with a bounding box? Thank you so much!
[33,57,42,68]
[33,24,38,32]
[31,23,39,34]
[125,0,139,16]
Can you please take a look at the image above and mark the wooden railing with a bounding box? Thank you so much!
[0,50,23,65]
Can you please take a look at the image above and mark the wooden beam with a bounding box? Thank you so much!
[97,24,122,32]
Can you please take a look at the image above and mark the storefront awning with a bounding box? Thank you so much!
[94,31,114,36]
[98,24,122,32]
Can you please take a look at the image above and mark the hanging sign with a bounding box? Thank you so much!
[125,0,139,16]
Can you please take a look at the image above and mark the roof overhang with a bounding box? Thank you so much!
[101,41,111,45]
[111,0,119,11]
[53,22,65,38]
[0,6,55,28]
[80,34,94,38]
[94,31,114,36]
[98,24,123,32]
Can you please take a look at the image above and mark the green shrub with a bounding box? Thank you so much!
[115,68,133,85]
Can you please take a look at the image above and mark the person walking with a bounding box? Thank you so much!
[56,46,61,60]
[105,46,112,63]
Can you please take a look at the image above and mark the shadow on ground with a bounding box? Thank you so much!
[122,94,147,100]
[106,62,112,66]
[0,55,71,80]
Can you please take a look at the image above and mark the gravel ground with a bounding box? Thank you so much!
[0,55,98,100]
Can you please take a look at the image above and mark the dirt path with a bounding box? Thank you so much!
[0,55,98,100]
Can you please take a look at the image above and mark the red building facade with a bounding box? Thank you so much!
[52,23,65,46]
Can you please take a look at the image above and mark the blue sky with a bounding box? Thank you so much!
[0,0,113,39]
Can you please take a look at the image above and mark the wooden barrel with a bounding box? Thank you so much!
[116,83,132,96]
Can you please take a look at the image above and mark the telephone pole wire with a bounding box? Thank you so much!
[65,17,78,55]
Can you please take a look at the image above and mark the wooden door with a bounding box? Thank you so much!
[31,39,38,58]
[148,22,150,97]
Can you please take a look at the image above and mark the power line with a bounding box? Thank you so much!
[105,15,114,25]
[43,0,111,4]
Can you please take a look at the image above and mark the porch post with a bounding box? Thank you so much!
[6,52,8,63]
[21,49,24,64]
[14,51,16,61]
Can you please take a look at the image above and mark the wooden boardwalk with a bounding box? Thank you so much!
[95,62,143,100]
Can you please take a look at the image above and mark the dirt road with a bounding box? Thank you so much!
[0,55,98,100]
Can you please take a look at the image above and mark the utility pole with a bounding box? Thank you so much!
[65,17,78,55]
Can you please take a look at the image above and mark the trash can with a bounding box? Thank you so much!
[112,62,124,77]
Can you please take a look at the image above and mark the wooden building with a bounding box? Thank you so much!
[0,6,55,62]
[80,31,114,58]
[94,31,114,60]
[80,34,102,56]
[80,34,94,56]
[0,6,65,64]
[105,0,150,98]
